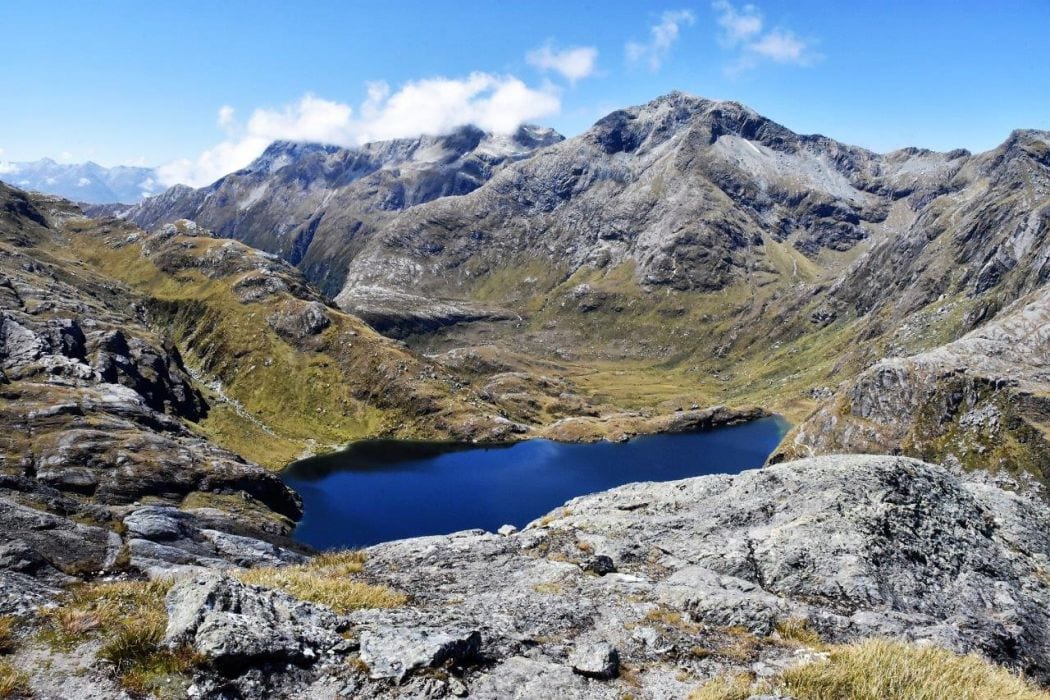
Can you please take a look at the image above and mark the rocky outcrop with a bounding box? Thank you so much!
[147,455,1050,698]
[124,505,306,576]
[0,182,311,585]
[358,626,481,681]
[164,572,344,670]
[776,285,1050,479]
[339,285,516,338]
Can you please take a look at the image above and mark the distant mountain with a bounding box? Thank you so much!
[0,158,160,203]
[111,124,564,295]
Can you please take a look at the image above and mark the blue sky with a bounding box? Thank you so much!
[2,1,1048,185]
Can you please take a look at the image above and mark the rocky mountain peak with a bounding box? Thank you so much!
[252,140,342,175]
[512,123,564,150]
[587,91,798,157]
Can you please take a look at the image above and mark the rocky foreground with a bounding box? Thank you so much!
[6,454,1049,698]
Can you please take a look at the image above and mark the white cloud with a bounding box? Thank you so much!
[77,177,91,187]
[526,43,598,83]
[749,29,808,63]
[0,149,13,175]
[139,177,158,195]
[217,105,236,128]
[625,9,696,72]
[712,1,819,74]
[60,151,73,162]
[712,0,762,45]
[158,74,561,187]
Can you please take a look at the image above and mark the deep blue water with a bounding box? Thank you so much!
[281,416,789,550]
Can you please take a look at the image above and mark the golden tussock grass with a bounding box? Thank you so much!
[0,660,30,698]
[690,639,1050,700]
[236,550,408,614]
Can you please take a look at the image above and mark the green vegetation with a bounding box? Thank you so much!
[38,579,199,695]
[60,219,481,468]
[236,550,408,613]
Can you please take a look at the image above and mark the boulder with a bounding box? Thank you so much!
[124,506,185,541]
[359,626,481,681]
[267,300,331,341]
[569,642,620,679]
[164,571,343,670]
[580,554,616,576]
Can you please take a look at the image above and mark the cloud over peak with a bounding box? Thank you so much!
[158,74,561,188]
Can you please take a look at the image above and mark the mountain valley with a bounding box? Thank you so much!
[2,90,1050,698]
[111,92,1050,482]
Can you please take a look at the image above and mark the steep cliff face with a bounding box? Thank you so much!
[334,95,1048,338]
[337,93,891,309]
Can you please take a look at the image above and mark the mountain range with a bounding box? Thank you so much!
[0,158,161,204]
[106,91,1050,479]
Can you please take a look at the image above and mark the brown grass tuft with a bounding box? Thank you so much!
[774,616,825,649]
[236,550,407,614]
[776,638,1050,700]
[0,660,31,698]
[688,672,756,700]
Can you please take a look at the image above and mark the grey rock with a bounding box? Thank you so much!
[199,529,308,568]
[124,506,185,540]
[0,498,122,575]
[267,300,331,341]
[448,677,468,696]
[359,625,481,681]
[114,126,563,298]
[470,657,616,699]
[357,455,1050,692]
[776,286,1050,476]
[569,642,620,679]
[497,524,518,536]
[164,571,343,669]
[657,566,790,634]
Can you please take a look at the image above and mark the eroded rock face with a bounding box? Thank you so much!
[164,571,344,669]
[267,300,331,341]
[0,182,307,589]
[124,505,306,576]
[570,642,620,679]
[113,126,564,297]
[776,286,1050,477]
[359,626,481,681]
